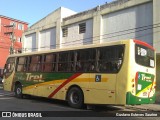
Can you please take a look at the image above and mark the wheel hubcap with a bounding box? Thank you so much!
[70,92,80,104]
[17,88,21,95]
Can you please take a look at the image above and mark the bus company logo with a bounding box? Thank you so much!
[2,112,11,117]
[141,74,152,82]
[26,73,45,82]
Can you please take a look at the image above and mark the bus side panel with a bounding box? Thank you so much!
[18,73,79,99]
[83,73,116,104]
[57,73,91,101]
[49,73,116,104]
[115,41,130,105]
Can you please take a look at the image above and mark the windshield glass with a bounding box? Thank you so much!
[135,44,155,68]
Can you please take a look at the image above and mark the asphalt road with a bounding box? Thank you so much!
[0,85,159,120]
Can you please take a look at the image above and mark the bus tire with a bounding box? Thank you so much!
[67,87,84,109]
[15,84,23,98]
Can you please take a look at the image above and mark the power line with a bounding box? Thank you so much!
[1,22,158,51]
[23,22,160,51]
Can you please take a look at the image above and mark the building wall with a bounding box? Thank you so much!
[61,19,93,48]
[23,7,76,52]
[0,17,28,43]
[153,0,160,96]
[0,16,28,76]
[23,0,155,52]
[102,2,153,45]
[39,27,56,50]
[156,55,160,89]
[153,0,160,54]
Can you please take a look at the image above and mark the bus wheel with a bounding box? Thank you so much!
[67,87,84,109]
[15,84,23,98]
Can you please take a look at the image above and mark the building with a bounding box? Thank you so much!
[23,7,76,52]
[23,0,160,101]
[0,15,28,76]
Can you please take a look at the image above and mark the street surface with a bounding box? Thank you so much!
[0,84,159,120]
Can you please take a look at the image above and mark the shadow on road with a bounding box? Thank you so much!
[22,95,123,112]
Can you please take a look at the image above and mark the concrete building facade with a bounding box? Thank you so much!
[23,7,76,52]
[23,0,160,100]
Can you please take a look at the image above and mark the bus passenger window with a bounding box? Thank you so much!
[58,52,69,72]
[76,48,96,72]
[89,63,95,71]
[76,60,82,71]
[43,54,56,72]
[98,45,124,73]
[17,57,26,72]
[29,55,42,72]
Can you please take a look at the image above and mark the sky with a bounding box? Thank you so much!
[0,0,113,26]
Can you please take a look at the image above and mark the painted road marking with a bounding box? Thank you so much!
[0,98,13,100]
[0,92,14,100]
[0,93,14,96]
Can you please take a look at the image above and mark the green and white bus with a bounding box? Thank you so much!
[3,39,156,108]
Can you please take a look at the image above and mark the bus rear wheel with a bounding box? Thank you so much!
[67,87,84,109]
[15,84,23,98]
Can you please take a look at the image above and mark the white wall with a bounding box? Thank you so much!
[61,7,76,20]
[61,19,93,48]
[102,3,153,45]
[39,28,56,51]
[24,33,36,52]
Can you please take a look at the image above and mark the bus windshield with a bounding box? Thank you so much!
[135,44,155,68]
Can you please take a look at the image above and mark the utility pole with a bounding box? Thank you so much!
[4,23,15,54]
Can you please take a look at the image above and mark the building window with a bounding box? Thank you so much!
[17,37,21,42]
[62,27,68,37]
[10,22,17,29]
[18,24,24,30]
[10,35,16,40]
[79,23,86,34]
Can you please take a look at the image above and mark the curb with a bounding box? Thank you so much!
[126,104,160,111]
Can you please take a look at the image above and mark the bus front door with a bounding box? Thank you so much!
[3,58,16,91]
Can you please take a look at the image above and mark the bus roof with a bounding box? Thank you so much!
[8,39,152,57]
[134,39,155,50]
[8,39,129,57]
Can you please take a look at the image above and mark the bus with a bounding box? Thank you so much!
[3,39,156,108]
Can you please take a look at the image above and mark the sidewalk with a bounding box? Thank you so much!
[126,104,160,111]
